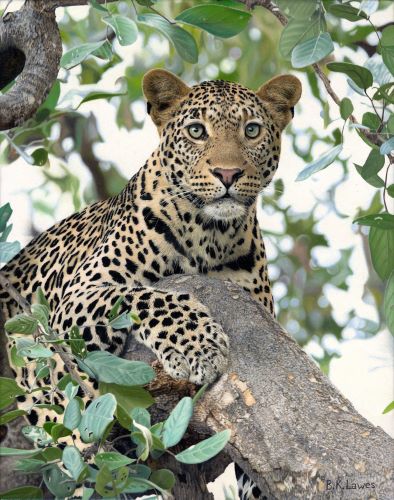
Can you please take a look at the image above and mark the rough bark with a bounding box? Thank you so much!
[0,0,62,130]
[125,275,394,499]
[1,275,393,498]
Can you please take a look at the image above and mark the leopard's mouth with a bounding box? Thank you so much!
[201,196,247,220]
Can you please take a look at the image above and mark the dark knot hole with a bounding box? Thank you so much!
[0,46,26,90]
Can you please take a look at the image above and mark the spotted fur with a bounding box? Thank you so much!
[0,70,301,498]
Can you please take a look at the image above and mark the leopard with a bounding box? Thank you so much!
[0,69,301,499]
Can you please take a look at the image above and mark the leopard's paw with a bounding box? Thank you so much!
[155,311,229,384]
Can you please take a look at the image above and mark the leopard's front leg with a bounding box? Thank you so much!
[56,285,229,384]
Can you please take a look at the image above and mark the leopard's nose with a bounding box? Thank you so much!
[211,168,244,188]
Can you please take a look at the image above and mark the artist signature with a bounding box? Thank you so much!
[325,479,376,491]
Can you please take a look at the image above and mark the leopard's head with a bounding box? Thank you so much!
[143,69,301,221]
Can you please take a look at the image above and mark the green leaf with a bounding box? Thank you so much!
[369,227,394,280]
[51,423,72,442]
[0,486,43,499]
[0,203,12,232]
[150,469,176,490]
[123,477,153,494]
[22,426,52,446]
[361,149,385,179]
[138,14,198,63]
[340,97,354,120]
[97,464,129,497]
[103,15,138,46]
[82,487,95,500]
[380,137,394,155]
[383,400,394,414]
[0,447,42,457]
[287,0,317,20]
[89,0,108,12]
[63,398,82,430]
[387,184,394,198]
[36,287,50,310]
[31,304,49,332]
[5,314,38,335]
[279,14,321,59]
[0,409,26,427]
[381,25,394,76]
[14,458,46,472]
[83,351,155,385]
[60,41,107,70]
[79,394,116,443]
[31,148,48,167]
[92,39,113,60]
[0,377,25,410]
[35,80,61,121]
[327,62,373,89]
[0,241,20,263]
[362,111,381,130]
[162,397,193,448]
[110,311,134,329]
[95,452,134,471]
[0,222,12,243]
[63,446,87,481]
[131,407,151,429]
[95,465,115,497]
[0,203,12,233]
[69,325,87,359]
[99,383,153,410]
[373,82,394,104]
[291,32,334,68]
[40,447,62,462]
[108,295,125,321]
[43,464,76,498]
[384,271,394,335]
[192,384,208,404]
[328,4,368,21]
[76,90,127,110]
[16,338,52,359]
[354,213,394,229]
[175,5,251,38]
[175,429,231,464]
[64,381,79,400]
[10,345,25,368]
[296,145,342,181]
[354,164,384,188]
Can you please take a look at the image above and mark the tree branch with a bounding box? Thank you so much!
[120,275,393,498]
[0,1,62,130]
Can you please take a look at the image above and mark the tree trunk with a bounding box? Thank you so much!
[0,0,62,130]
[127,275,394,499]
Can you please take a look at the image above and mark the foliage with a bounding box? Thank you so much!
[0,203,20,263]
[0,289,230,498]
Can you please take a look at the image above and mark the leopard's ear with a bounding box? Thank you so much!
[143,69,191,129]
[257,75,302,130]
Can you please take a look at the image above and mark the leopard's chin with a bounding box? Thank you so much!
[201,198,247,221]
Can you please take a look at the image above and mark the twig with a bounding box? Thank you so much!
[0,271,94,397]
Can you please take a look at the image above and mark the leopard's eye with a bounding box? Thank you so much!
[187,123,207,140]
[245,122,261,139]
